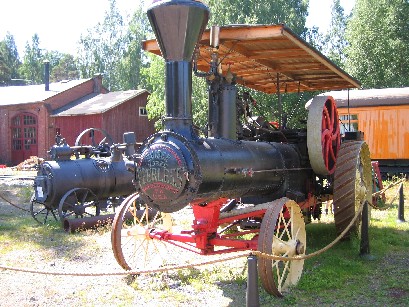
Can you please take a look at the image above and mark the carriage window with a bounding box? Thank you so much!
[340,114,358,135]
[139,107,148,116]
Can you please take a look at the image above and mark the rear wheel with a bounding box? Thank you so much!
[307,96,340,175]
[333,141,372,238]
[58,188,100,221]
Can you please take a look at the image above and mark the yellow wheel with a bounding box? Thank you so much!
[111,193,172,270]
[258,198,306,297]
[333,141,372,238]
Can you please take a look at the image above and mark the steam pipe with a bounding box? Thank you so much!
[63,214,116,233]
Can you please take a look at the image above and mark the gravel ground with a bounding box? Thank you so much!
[0,174,248,307]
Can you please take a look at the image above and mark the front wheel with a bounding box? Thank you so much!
[111,193,173,271]
[258,198,306,297]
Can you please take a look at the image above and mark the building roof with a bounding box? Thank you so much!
[0,79,91,106]
[318,87,409,108]
[143,24,360,94]
[52,89,149,116]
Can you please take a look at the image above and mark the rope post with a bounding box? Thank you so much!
[360,201,370,257]
[246,254,260,307]
[397,183,406,223]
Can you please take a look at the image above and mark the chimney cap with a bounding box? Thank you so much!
[147,0,210,62]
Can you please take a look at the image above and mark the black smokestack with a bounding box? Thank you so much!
[147,0,209,134]
[44,60,50,91]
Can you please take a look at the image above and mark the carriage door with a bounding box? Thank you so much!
[11,113,38,165]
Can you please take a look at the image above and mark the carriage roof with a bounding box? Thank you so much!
[319,87,409,108]
[143,24,360,94]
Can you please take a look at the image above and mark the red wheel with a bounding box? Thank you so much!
[307,96,340,175]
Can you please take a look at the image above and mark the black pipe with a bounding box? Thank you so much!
[360,201,370,256]
[164,61,193,133]
[398,183,405,222]
[246,255,260,307]
[44,60,50,91]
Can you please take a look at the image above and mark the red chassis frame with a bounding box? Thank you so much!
[146,196,316,256]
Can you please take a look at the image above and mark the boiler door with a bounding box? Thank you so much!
[137,143,188,205]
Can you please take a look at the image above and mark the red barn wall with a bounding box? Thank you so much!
[53,92,155,147]
[53,115,103,146]
[102,91,155,144]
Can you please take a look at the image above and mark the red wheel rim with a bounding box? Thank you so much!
[320,98,340,174]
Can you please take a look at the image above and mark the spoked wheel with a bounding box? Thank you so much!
[307,96,340,175]
[58,188,100,221]
[30,194,58,224]
[111,193,173,270]
[333,141,372,238]
[258,198,306,297]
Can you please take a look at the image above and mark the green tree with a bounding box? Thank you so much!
[78,0,129,91]
[207,0,308,35]
[19,34,43,84]
[0,42,11,85]
[141,53,165,130]
[323,0,349,68]
[345,0,409,88]
[43,51,79,82]
[117,4,151,90]
[0,33,21,85]
[3,33,20,79]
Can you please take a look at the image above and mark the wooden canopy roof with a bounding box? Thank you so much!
[142,24,360,94]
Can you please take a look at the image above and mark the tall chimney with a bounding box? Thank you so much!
[147,0,209,134]
[43,60,50,91]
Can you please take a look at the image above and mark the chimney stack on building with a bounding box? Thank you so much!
[44,60,50,91]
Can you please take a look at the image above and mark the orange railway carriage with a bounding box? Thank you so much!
[320,88,409,174]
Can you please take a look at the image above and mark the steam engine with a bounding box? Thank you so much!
[134,0,317,214]
[33,131,136,210]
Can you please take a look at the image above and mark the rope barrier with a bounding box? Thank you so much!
[0,252,248,277]
[0,192,30,212]
[0,199,367,276]
[369,178,406,210]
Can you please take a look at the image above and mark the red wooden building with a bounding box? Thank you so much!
[0,75,155,166]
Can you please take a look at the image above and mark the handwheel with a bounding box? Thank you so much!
[333,141,372,238]
[58,188,100,221]
[111,193,173,270]
[258,198,306,297]
[307,96,340,175]
[30,194,58,224]
[75,127,114,157]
